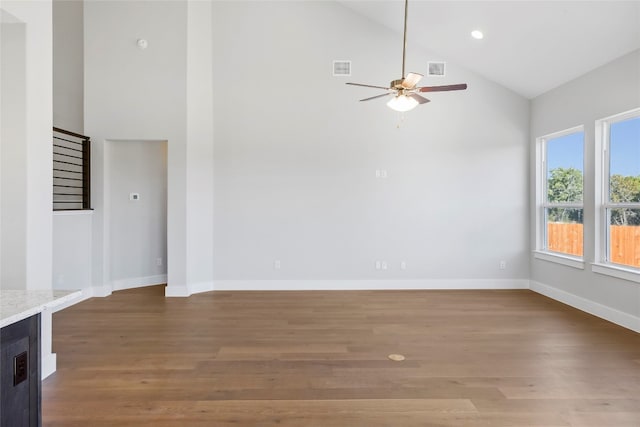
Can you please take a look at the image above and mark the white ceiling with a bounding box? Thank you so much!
[339,1,640,99]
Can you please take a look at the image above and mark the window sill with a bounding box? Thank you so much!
[53,209,94,216]
[533,250,585,269]
[591,263,640,284]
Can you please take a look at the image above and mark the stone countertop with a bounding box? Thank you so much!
[0,290,82,329]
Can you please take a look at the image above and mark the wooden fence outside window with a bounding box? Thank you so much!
[547,223,640,268]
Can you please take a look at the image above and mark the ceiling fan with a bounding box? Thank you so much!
[347,0,467,112]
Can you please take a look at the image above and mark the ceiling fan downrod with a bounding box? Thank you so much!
[401,0,409,79]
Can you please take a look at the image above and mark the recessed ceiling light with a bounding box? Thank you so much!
[471,30,484,40]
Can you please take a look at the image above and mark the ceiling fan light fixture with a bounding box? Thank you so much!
[387,94,419,112]
[471,30,484,40]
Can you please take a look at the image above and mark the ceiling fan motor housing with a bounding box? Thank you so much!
[391,79,405,89]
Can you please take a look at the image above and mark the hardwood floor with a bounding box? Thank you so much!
[43,286,640,426]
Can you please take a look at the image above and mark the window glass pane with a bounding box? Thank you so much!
[546,132,584,203]
[609,117,640,203]
[608,208,640,268]
[546,208,583,256]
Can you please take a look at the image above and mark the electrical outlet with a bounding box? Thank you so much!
[381,261,388,270]
[274,260,281,270]
[156,258,162,266]
[375,261,381,270]
[375,169,388,179]
[400,261,407,270]
[14,351,28,386]
[499,260,507,270]
[129,193,140,201]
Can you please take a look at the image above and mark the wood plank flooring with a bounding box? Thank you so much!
[43,286,640,426]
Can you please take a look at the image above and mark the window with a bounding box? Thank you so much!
[53,127,91,210]
[536,127,584,261]
[596,109,640,271]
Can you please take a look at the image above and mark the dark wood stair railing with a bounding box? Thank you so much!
[53,127,91,211]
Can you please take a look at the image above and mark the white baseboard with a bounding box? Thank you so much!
[49,288,94,312]
[51,275,167,306]
[89,284,113,297]
[530,281,640,333]
[208,279,529,292]
[57,284,112,303]
[190,281,215,294]
[164,281,214,297]
[41,353,57,380]
[164,285,191,297]
[163,279,529,297]
[84,275,166,297]
[111,274,167,291]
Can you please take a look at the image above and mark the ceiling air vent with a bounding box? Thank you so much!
[427,61,445,77]
[333,60,351,77]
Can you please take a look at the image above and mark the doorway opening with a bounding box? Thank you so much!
[105,140,168,290]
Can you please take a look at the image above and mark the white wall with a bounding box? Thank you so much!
[84,0,186,294]
[106,140,167,288]
[52,212,92,290]
[530,49,640,331]
[1,0,57,378]
[1,15,26,290]
[51,0,91,294]
[0,1,53,290]
[183,0,215,294]
[53,0,83,132]
[83,1,528,295]
[84,0,215,296]
[211,1,530,288]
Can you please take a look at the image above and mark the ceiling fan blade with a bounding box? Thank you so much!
[418,83,468,93]
[346,82,392,90]
[409,94,430,104]
[401,72,423,89]
[359,93,392,102]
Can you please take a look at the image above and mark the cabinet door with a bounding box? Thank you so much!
[1,337,30,425]
[0,314,41,427]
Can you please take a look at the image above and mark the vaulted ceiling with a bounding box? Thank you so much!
[339,1,640,99]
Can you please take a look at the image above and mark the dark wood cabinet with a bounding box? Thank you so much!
[0,314,41,427]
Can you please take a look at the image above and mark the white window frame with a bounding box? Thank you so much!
[534,125,585,269]
[593,108,640,282]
